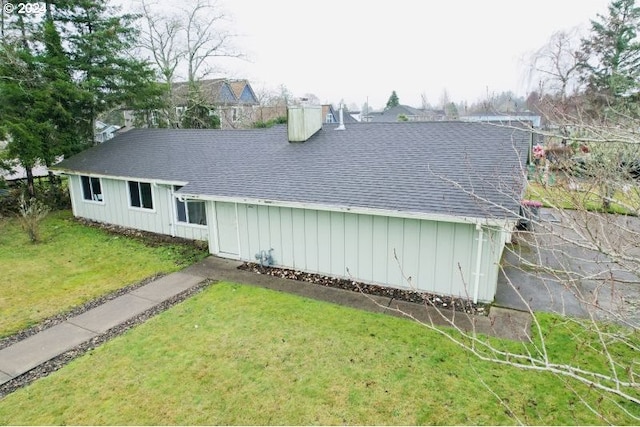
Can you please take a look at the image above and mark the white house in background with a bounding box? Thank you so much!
[1,157,63,185]
[460,112,542,128]
[53,106,531,303]
[94,121,121,144]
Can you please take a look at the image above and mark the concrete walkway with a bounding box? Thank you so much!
[0,256,532,388]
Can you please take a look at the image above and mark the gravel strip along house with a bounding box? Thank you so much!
[53,106,531,303]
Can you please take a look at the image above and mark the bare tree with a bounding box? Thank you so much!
[182,0,241,82]
[528,28,585,100]
[137,0,242,128]
[362,111,640,422]
[249,85,288,124]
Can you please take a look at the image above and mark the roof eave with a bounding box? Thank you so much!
[177,192,515,228]
[53,168,189,187]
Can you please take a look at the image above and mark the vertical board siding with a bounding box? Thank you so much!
[279,207,295,267]
[418,220,438,291]
[70,173,500,301]
[291,209,307,270]
[371,216,389,285]
[479,227,504,302]
[343,214,359,277]
[452,223,474,299]
[304,210,319,271]
[268,206,282,265]
[215,201,501,302]
[256,205,271,252]
[69,175,207,241]
[402,219,421,290]
[245,205,260,260]
[329,212,346,276]
[433,222,454,296]
[236,204,250,259]
[357,215,374,281]
[316,211,331,273]
[386,217,405,287]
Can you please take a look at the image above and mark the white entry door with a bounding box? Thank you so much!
[215,202,239,256]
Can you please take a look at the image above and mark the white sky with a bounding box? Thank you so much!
[124,0,612,110]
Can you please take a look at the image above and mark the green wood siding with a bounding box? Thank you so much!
[220,202,503,302]
[68,175,208,241]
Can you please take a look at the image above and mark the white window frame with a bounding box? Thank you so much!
[174,186,207,227]
[127,180,155,211]
[80,175,104,204]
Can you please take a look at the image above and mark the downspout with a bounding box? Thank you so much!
[169,186,177,237]
[473,223,485,304]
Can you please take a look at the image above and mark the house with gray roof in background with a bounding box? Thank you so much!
[363,104,446,122]
[53,106,531,303]
[172,78,259,129]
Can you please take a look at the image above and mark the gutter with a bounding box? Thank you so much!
[177,192,515,228]
[52,169,188,187]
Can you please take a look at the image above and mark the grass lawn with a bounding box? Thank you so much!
[0,283,637,425]
[525,180,639,215]
[0,210,207,338]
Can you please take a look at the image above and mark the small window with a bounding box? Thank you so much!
[81,176,103,202]
[325,113,335,123]
[128,181,153,209]
[175,186,207,225]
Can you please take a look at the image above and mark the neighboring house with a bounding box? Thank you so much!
[95,121,121,144]
[53,106,531,303]
[1,158,62,185]
[172,78,259,129]
[252,104,288,124]
[460,112,542,128]
[322,105,359,124]
[363,105,446,122]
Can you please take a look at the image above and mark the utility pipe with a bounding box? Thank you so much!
[473,224,484,304]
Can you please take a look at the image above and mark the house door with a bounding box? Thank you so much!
[215,202,239,256]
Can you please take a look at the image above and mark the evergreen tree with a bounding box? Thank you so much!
[52,0,166,141]
[579,0,640,107]
[385,90,400,109]
[180,83,221,129]
[0,0,165,197]
[0,11,49,196]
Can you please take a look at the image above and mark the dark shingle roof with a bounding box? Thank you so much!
[366,105,425,122]
[54,122,530,220]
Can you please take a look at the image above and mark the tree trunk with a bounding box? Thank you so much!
[25,167,35,198]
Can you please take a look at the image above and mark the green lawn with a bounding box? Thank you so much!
[525,181,640,214]
[0,283,637,425]
[0,210,207,337]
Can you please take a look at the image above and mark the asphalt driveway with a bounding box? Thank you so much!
[495,208,640,325]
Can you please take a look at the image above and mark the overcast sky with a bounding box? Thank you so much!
[126,0,612,110]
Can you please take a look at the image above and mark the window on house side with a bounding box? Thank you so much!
[174,186,207,225]
[81,176,103,202]
[129,181,153,209]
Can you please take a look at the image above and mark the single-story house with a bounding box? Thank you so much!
[1,158,62,186]
[460,112,542,128]
[53,106,531,303]
[362,105,447,122]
